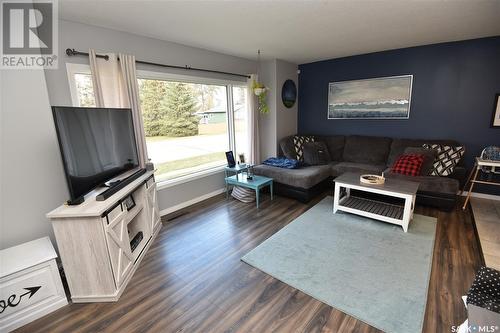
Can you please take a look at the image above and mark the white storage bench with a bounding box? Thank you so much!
[0,237,68,332]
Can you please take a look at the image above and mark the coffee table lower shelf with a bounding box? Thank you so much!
[339,196,404,220]
[336,195,411,231]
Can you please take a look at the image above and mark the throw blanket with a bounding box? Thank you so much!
[263,157,301,169]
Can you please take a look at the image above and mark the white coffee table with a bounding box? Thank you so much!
[333,172,420,232]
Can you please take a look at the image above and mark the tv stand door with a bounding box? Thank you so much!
[146,178,161,233]
[103,205,133,288]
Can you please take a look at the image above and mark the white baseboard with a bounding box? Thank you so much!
[159,188,226,216]
[460,191,500,201]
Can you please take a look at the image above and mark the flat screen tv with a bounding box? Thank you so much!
[52,106,140,203]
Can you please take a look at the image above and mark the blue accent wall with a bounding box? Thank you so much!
[298,37,500,193]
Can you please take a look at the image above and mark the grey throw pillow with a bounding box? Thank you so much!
[303,142,331,165]
[404,147,437,176]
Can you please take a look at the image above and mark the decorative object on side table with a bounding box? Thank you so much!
[491,93,500,128]
[238,153,246,167]
[246,165,254,180]
[225,151,236,168]
[328,75,413,119]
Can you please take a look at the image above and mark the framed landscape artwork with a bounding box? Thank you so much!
[491,93,500,128]
[328,75,413,119]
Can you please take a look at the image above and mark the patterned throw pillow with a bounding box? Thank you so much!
[293,135,315,161]
[423,144,465,176]
[391,154,425,176]
[466,266,500,314]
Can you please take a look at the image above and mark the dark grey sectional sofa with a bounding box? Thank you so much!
[254,135,466,210]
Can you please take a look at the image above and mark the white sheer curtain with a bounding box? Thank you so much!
[118,53,148,169]
[89,49,127,108]
[247,74,260,164]
[89,49,148,168]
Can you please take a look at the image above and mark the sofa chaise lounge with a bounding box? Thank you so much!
[254,135,466,211]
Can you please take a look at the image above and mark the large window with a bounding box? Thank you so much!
[66,63,96,107]
[67,65,249,184]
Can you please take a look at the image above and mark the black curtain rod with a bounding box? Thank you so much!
[65,48,251,79]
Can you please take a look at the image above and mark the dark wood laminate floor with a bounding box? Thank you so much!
[16,193,483,333]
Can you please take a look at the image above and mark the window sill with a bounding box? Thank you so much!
[156,166,226,190]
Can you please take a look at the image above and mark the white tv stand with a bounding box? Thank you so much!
[47,170,161,303]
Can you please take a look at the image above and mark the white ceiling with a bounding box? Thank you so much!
[59,0,500,64]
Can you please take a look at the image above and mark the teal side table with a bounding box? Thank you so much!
[225,175,273,208]
[224,165,248,179]
[224,165,248,196]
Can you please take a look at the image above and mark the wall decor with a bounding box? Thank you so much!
[282,79,297,108]
[252,80,269,114]
[491,93,500,128]
[328,75,413,119]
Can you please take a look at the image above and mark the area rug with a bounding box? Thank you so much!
[241,196,436,333]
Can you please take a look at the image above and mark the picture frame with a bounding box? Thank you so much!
[225,151,236,168]
[491,93,500,128]
[327,75,413,120]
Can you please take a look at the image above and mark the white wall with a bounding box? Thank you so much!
[275,59,298,143]
[258,59,298,161]
[258,60,278,161]
[0,69,68,249]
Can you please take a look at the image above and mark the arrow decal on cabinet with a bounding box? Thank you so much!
[0,286,41,313]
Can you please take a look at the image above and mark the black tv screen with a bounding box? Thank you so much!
[52,106,139,201]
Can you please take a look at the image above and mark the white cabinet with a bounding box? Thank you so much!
[47,171,161,303]
[0,237,68,332]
